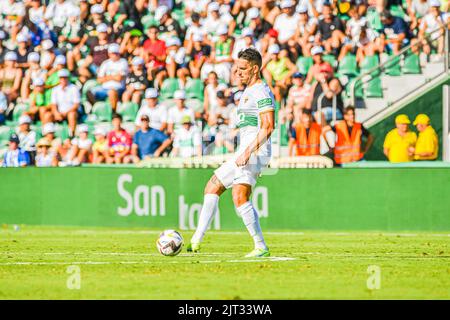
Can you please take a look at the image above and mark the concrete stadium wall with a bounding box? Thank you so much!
[1,167,450,231]
[366,77,450,161]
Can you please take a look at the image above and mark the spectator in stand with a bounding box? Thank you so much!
[263,44,297,104]
[418,0,448,58]
[383,114,417,163]
[0,30,7,66]
[208,24,235,83]
[305,46,333,84]
[135,88,167,132]
[50,69,80,138]
[122,56,149,105]
[2,134,30,167]
[323,106,374,165]
[143,25,167,88]
[92,127,108,164]
[155,5,183,41]
[294,5,318,59]
[21,52,46,100]
[0,91,7,125]
[187,33,211,80]
[407,0,431,31]
[89,43,129,111]
[286,72,311,115]
[28,77,52,124]
[289,109,322,157]
[273,0,300,45]
[379,10,412,55]
[16,115,36,165]
[35,138,58,167]
[0,0,26,40]
[316,2,346,56]
[413,114,439,161]
[203,71,226,119]
[41,123,62,158]
[164,37,189,86]
[247,7,273,47]
[124,114,172,163]
[106,113,132,164]
[167,90,196,135]
[0,51,23,104]
[171,115,202,158]
[65,124,92,166]
[232,28,256,61]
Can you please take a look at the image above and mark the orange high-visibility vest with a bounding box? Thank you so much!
[295,122,322,156]
[334,121,363,164]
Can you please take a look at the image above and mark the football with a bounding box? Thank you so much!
[156,230,184,256]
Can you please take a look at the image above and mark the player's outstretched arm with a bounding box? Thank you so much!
[236,110,275,167]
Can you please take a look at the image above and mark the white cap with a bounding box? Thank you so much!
[174,90,186,100]
[193,33,204,42]
[242,27,254,37]
[90,4,104,14]
[96,23,108,33]
[68,6,81,17]
[28,52,40,63]
[54,55,66,66]
[247,7,260,19]
[219,4,231,14]
[429,0,441,7]
[268,44,280,54]
[155,5,169,20]
[19,115,32,125]
[5,51,17,61]
[32,77,45,86]
[41,39,54,50]
[58,69,70,78]
[94,127,106,136]
[145,88,158,99]
[311,45,324,55]
[166,37,181,47]
[42,123,56,135]
[132,56,144,66]
[16,33,27,43]
[77,124,89,133]
[217,24,228,36]
[0,30,5,40]
[108,43,120,54]
[280,0,294,9]
[297,5,308,13]
[208,2,220,11]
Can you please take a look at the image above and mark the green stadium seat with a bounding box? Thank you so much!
[363,73,383,98]
[384,55,401,76]
[323,54,337,69]
[360,55,379,73]
[54,123,70,141]
[0,126,13,143]
[12,103,30,123]
[390,5,406,19]
[402,53,421,74]
[366,9,383,30]
[81,79,99,104]
[345,77,364,99]
[296,56,313,75]
[160,78,181,100]
[141,14,157,30]
[185,78,205,101]
[337,54,359,76]
[117,102,139,122]
[92,101,113,122]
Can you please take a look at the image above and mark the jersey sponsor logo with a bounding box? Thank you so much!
[257,98,273,109]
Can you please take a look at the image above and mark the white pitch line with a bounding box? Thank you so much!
[0,256,297,266]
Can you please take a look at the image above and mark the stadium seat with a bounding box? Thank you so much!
[390,5,406,19]
[160,78,180,101]
[323,54,337,69]
[185,78,205,101]
[363,73,383,98]
[91,101,113,122]
[384,55,401,76]
[81,79,99,105]
[366,9,383,30]
[141,14,157,30]
[0,126,13,145]
[337,54,359,76]
[345,77,364,99]
[402,53,421,74]
[117,102,139,122]
[54,123,70,141]
[296,56,313,75]
[360,55,379,73]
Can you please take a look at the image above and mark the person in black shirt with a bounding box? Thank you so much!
[248,8,273,41]
[122,56,149,105]
[188,33,211,79]
[316,2,346,56]
[155,6,183,40]
[113,0,145,35]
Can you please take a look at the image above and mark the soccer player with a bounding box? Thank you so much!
[187,48,275,258]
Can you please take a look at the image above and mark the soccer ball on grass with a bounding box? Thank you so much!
[156,230,184,256]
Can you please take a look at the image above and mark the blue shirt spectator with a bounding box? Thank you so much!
[2,134,31,167]
[132,115,170,161]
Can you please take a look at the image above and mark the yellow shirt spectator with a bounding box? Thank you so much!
[384,128,417,163]
[414,126,438,160]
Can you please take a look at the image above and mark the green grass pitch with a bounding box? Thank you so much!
[1,225,449,299]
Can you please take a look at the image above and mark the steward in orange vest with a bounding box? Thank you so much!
[290,110,322,156]
[332,107,373,164]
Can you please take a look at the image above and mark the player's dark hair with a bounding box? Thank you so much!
[238,48,262,69]
[344,106,355,114]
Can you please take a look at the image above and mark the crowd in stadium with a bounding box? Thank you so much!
[0,0,448,167]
